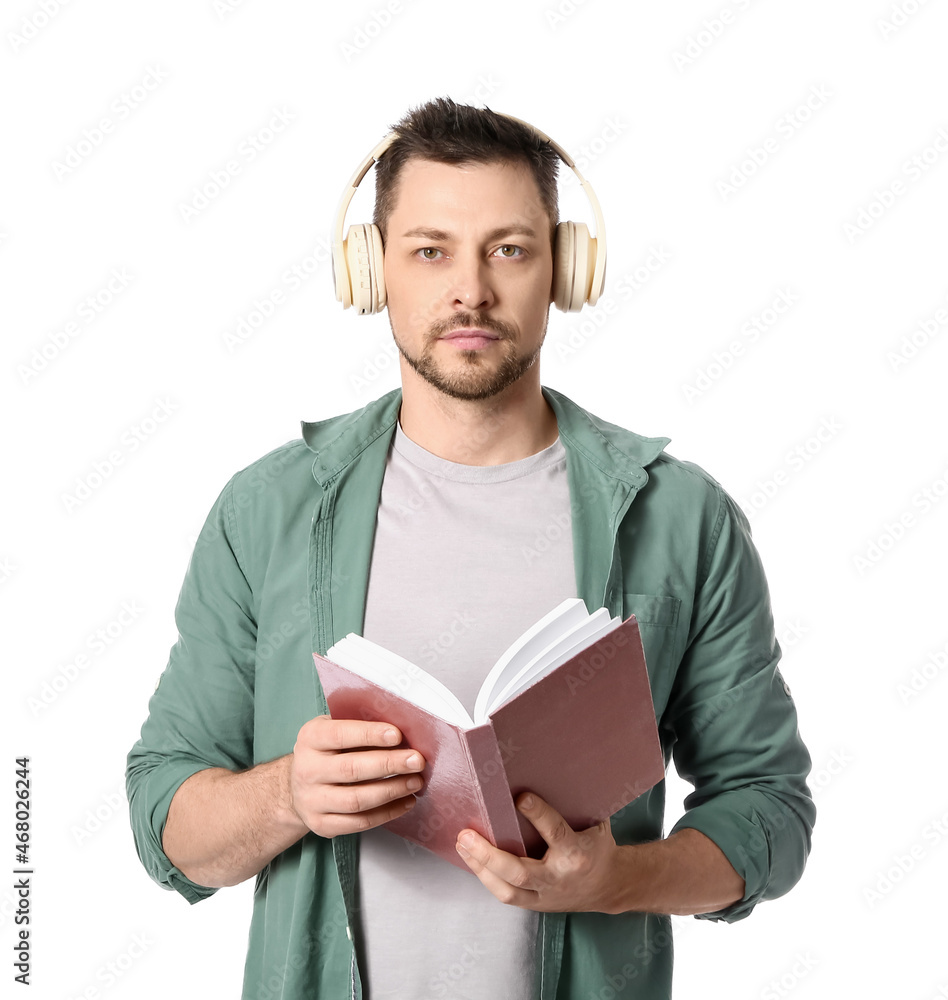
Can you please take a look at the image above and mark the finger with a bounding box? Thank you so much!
[294,718,426,785]
[324,746,425,785]
[455,829,540,906]
[319,771,423,817]
[299,716,405,752]
[293,748,424,801]
[514,793,575,850]
[312,785,420,837]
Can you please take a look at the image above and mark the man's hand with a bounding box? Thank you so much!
[455,792,747,916]
[454,792,623,913]
[289,715,427,838]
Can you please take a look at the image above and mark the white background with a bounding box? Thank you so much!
[3,1,948,997]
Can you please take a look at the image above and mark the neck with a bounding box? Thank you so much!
[397,363,558,466]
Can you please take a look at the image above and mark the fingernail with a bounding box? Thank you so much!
[458,832,474,849]
[407,776,422,791]
[406,753,422,769]
[520,794,534,809]
[383,728,399,744]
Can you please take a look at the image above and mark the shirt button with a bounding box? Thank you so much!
[783,681,792,696]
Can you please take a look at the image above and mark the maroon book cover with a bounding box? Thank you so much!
[313,614,664,870]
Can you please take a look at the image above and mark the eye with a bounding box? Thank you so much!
[416,247,444,260]
[493,245,524,258]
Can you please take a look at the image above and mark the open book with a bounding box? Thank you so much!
[313,599,664,869]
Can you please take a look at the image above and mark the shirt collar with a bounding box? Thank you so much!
[300,386,670,487]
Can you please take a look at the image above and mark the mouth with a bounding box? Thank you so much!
[438,328,501,350]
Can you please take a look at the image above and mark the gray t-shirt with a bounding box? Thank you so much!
[357,421,575,999]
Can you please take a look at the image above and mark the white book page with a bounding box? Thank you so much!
[326,634,474,727]
[480,611,622,720]
[471,598,590,724]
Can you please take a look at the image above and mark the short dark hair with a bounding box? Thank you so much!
[373,97,560,246]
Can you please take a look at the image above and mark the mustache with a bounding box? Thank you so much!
[428,313,515,340]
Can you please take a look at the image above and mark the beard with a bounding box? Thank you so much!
[391,312,547,401]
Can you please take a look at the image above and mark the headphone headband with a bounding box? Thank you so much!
[332,132,397,267]
[332,110,607,313]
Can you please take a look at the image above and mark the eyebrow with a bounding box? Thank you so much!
[399,225,539,242]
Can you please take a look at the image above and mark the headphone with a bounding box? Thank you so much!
[332,111,607,314]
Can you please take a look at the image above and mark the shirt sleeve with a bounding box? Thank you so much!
[125,475,257,904]
[664,483,816,922]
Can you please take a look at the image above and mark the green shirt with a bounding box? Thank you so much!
[126,386,815,999]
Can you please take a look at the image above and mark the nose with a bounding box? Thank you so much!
[447,254,494,312]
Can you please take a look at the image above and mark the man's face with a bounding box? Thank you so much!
[382,157,555,401]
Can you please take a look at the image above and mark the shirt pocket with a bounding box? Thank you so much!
[622,593,682,718]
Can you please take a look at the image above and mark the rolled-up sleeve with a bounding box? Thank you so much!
[126,475,257,903]
[665,485,816,922]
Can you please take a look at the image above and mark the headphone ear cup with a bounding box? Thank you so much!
[332,234,351,308]
[552,221,573,312]
[584,225,604,306]
[553,221,593,312]
[343,223,386,314]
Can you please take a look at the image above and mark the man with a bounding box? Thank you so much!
[127,98,815,998]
